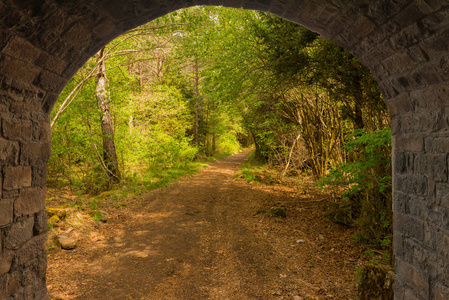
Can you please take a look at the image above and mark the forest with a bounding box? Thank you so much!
[47,6,392,298]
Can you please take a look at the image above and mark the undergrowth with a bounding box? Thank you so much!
[46,152,233,221]
[317,128,392,265]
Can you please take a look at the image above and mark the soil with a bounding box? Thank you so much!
[47,150,367,300]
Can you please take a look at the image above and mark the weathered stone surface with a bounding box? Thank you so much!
[434,283,449,300]
[0,198,13,227]
[14,187,46,218]
[396,258,430,299]
[34,209,48,234]
[0,251,14,276]
[0,139,19,165]
[31,164,47,188]
[14,234,47,267]
[2,36,41,64]
[0,1,448,299]
[3,166,32,190]
[20,142,51,165]
[3,217,34,250]
[58,236,77,250]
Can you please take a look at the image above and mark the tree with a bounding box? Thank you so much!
[95,47,121,182]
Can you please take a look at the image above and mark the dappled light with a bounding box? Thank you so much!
[1,1,449,300]
[47,151,364,299]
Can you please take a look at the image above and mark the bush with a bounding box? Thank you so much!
[317,128,392,252]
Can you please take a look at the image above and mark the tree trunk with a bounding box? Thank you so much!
[96,47,121,182]
[193,61,200,147]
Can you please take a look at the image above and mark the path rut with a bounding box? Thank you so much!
[47,150,363,299]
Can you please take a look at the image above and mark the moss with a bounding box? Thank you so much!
[47,207,67,220]
[270,207,286,218]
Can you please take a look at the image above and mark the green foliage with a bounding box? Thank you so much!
[318,128,392,251]
[48,7,392,269]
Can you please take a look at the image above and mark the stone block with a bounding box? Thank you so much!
[414,153,448,182]
[0,274,7,300]
[0,251,14,276]
[391,115,401,135]
[41,92,58,114]
[8,100,24,116]
[0,198,14,227]
[393,191,409,214]
[4,166,18,189]
[92,18,118,42]
[400,110,443,134]
[34,121,50,142]
[437,257,449,283]
[385,93,414,116]
[425,136,449,153]
[404,287,423,300]
[417,109,444,132]
[421,28,449,58]
[434,283,449,300]
[427,207,445,228]
[442,207,449,229]
[21,166,32,187]
[418,65,443,86]
[61,53,91,79]
[2,118,21,141]
[20,142,51,165]
[63,22,92,50]
[3,166,32,190]
[407,44,430,64]
[392,133,424,152]
[438,55,449,80]
[2,190,18,199]
[31,164,47,188]
[396,258,430,299]
[394,174,428,197]
[2,36,41,64]
[21,260,38,286]
[382,51,415,76]
[407,197,428,218]
[436,183,449,209]
[14,187,46,218]
[34,52,68,75]
[242,0,271,12]
[424,224,437,249]
[414,82,449,109]
[34,209,47,235]
[100,0,132,22]
[394,212,424,241]
[0,138,19,165]
[393,278,405,299]
[5,271,20,297]
[14,234,46,267]
[436,233,449,260]
[0,56,40,90]
[3,216,34,249]
[21,120,33,141]
[32,70,67,94]
[394,151,414,174]
[393,231,405,259]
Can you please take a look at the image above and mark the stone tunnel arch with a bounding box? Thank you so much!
[0,1,448,299]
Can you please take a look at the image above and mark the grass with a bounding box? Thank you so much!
[235,153,280,185]
[46,152,233,220]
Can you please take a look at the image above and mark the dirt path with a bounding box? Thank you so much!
[47,150,365,299]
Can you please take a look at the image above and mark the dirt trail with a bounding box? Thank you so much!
[47,150,365,299]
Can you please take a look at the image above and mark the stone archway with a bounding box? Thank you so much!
[0,1,448,299]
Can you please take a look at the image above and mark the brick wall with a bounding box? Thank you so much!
[0,0,448,299]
